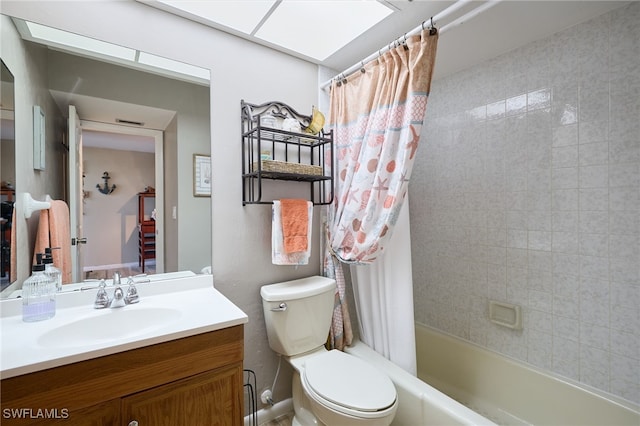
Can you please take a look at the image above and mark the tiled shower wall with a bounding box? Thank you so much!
[410,3,639,405]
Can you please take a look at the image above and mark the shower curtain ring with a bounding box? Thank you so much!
[360,61,365,73]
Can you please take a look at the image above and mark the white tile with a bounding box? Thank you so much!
[528,231,552,251]
[581,295,610,327]
[552,211,579,232]
[609,211,640,235]
[610,328,640,359]
[528,210,552,231]
[580,277,609,300]
[580,323,610,351]
[610,257,640,285]
[579,120,609,145]
[507,210,528,229]
[553,295,579,320]
[552,124,578,147]
[579,233,608,257]
[579,211,608,234]
[609,139,640,164]
[580,255,609,281]
[552,189,578,211]
[529,289,552,312]
[609,234,640,260]
[611,305,640,335]
[553,253,580,276]
[554,315,580,339]
[579,188,608,211]
[609,186,640,211]
[579,165,608,188]
[552,145,579,168]
[610,162,640,187]
[554,273,581,298]
[611,281,640,310]
[552,167,578,189]
[552,231,578,253]
[507,229,528,249]
[528,330,553,369]
[579,142,609,166]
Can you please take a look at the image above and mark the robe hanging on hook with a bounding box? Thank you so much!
[96,171,116,195]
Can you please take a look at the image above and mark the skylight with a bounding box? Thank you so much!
[15,19,210,85]
[155,0,277,34]
[151,0,394,61]
[26,21,137,61]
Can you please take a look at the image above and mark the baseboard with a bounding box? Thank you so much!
[244,398,292,426]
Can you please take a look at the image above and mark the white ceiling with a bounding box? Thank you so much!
[321,0,630,80]
[33,1,630,150]
[141,0,630,81]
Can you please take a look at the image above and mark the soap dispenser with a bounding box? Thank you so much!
[43,248,62,292]
[22,254,56,322]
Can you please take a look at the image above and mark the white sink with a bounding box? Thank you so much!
[1,274,249,379]
[37,307,182,348]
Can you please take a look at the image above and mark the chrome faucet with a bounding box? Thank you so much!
[93,272,148,309]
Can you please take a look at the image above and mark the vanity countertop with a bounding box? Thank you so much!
[0,274,248,379]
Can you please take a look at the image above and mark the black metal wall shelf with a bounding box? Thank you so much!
[241,100,334,205]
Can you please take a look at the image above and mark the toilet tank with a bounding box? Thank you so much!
[261,276,336,356]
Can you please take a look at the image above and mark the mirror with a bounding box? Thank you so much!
[1,60,16,291]
[0,16,211,297]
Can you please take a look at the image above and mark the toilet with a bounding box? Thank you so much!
[261,276,398,426]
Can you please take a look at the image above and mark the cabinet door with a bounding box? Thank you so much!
[122,364,243,426]
[3,399,120,426]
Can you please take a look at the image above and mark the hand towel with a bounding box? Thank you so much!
[272,200,312,265]
[49,200,72,284]
[33,200,72,284]
[280,198,309,253]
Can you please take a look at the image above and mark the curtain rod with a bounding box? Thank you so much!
[320,0,501,90]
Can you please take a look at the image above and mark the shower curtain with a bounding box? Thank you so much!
[324,29,438,367]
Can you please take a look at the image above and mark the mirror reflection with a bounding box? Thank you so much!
[1,60,16,290]
[1,17,212,298]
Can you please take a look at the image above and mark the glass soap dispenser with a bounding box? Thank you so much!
[43,248,62,292]
[22,254,56,322]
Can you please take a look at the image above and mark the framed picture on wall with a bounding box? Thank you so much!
[193,154,211,197]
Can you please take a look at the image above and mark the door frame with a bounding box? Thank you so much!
[80,120,164,274]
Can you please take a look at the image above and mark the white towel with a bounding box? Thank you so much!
[272,200,312,265]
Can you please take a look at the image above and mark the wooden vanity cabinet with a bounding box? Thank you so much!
[0,325,244,426]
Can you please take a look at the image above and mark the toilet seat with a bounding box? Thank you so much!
[301,350,397,418]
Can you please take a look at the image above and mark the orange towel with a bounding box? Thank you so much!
[33,200,72,284]
[280,199,309,254]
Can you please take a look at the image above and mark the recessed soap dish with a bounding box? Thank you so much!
[489,300,522,330]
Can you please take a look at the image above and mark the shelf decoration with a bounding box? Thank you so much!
[241,100,334,205]
[193,154,211,197]
[96,171,116,195]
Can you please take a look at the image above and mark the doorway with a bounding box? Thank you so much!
[79,121,164,279]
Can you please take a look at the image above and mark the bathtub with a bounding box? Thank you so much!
[345,340,496,425]
[415,322,640,425]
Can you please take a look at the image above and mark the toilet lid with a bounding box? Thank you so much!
[303,350,396,412]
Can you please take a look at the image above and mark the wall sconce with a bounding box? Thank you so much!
[96,172,116,195]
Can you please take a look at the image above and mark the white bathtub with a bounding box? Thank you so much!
[345,339,496,425]
[415,322,640,425]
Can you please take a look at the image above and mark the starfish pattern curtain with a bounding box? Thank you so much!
[324,29,438,350]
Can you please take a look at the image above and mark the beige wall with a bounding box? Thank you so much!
[0,15,65,285]
[1,0,322,408]
[83,146,155,268]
